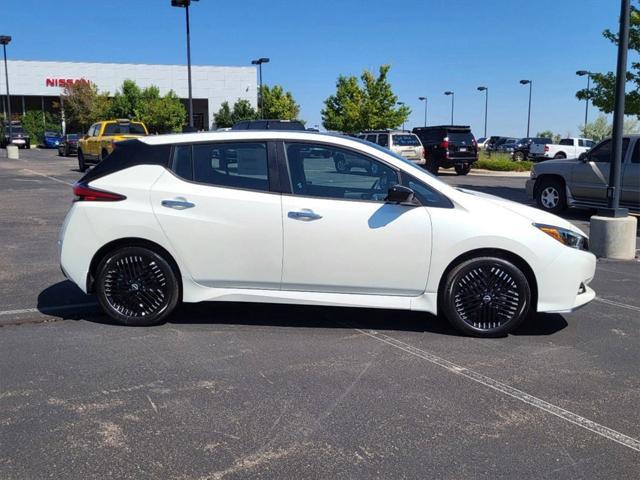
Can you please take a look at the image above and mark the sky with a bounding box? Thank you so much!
[2,0,630,137]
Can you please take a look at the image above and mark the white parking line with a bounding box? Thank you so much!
[0,302,98,317]
[356,328,640,453]
[21,168,73,186]
[595,297,640,313]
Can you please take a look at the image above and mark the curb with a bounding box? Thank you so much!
[468,169,531,177]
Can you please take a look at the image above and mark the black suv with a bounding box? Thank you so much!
[232,120,306,131]
[1,122,30,149]
[512,137,552,161]
[412,125,477,175]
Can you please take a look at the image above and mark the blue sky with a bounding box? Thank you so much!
[3,0,627,136]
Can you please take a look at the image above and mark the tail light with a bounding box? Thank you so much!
[440,137,450,150]
[73,182,126,202]
[422,147,426,159]
[544,145,549,152]
[472,138,477,150]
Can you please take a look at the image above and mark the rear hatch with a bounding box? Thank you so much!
[390,133,423,161]
[446,130,476,159]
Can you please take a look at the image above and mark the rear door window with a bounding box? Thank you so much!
[377,133,389,147]
[559,139,574,146]
[366,134,377,143]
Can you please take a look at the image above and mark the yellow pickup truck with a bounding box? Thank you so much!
[77,119,148,171]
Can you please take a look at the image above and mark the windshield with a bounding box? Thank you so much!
[392,134,421,146]
[448,132,474,144]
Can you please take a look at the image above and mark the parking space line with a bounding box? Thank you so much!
[21,168,73,186]
[0,302,98,317]
[355,328,640,452]
[595,297,640,313]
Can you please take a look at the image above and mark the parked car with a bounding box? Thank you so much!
[356,130,425,166]
[512,137,552,161]
[529,137,594,160]
[476,137,489,149]
[496,138,518,154]
[42,131,62,149]
[77,119,148,172]
[485,136,511,152]
[412,125,478,175]
[58,133,81,156]
[59,130,596,338]
[1,122,30,149]
[232,119,306,130]
[526,135,640,214]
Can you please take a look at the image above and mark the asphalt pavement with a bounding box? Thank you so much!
[1,149,639,479]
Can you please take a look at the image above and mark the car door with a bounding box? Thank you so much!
[150,141,283,289]
[87,123,103,158]
[622,139,640,208]
[280,141,431,296]
[570,139,629,202]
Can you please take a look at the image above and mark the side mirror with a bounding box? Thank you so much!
[385,185,416,205]
[579,152,588,163]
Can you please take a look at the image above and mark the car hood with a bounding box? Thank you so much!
[457,188,587,236]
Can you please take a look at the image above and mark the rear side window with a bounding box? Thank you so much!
[559,139,573,145]
[392,134,421,146]
[190,142,269,191]
[366,134,377,143]
[377,134,389,147]
[173,145,193,180]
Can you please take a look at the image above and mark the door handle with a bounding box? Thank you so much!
[161,198,195,210]
[288,209,322,221]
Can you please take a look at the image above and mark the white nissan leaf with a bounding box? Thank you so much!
[58,131,596,337]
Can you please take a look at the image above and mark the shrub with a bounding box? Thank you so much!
[473,154,533,172]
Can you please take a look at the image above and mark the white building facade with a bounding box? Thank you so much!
[1,60,257,131]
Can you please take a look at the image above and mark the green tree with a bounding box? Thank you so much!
[576,3,640,117]
[578,114,640,141]
[108,79,142,119]
[60,82,111,132]
[21,110,61,145]
[213,99,258,128]
[138,88,186,134]
[322,65,410,132]
[260,85,301,121]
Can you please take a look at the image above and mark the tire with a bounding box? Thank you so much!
[78,149,86,172]
[426,161,439,175]
[57,148,62,156]
[335,157,348,173]
[441,256,532,337]
[513,151,526,162]
[553,152,566,159]
[100,149,109,161]
[96,246,180,326]
[535,178,567,213]
[454,164,470,176]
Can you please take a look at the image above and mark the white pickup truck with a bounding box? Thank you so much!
[529,137,595,160]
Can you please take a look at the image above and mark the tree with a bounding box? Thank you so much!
[579,114,640,141]
[213,99,258,128]
[108,79,143,119]
[576,3,640,117]
[21,111,61,144]
[260,85,301,121]
[322,65,410,132]
[60,82,111,132]
[137,89,186,134]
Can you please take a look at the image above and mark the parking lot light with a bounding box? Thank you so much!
[477,86,488,138]
[519,80,532,137]
[444,91,454,125]
[418,96,427,127]
[251,58,270,119]
[1,35,12,141]
[576,70,592,131]
[170,0,199,130]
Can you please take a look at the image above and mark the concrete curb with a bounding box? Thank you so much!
[468,169,531,177]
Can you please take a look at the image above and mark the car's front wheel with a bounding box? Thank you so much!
[96,246,180,326]
[535,178,566,213]
[513,151,526,161]
[441,257,532,337]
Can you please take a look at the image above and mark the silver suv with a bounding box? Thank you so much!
[526,135,640,213]
[356,131,425,166]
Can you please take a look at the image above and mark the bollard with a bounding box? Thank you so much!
[589,215,637,260]
[6,145,19,160]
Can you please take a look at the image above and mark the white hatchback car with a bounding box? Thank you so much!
[59,131,596,337]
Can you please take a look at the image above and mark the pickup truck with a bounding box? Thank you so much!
[77,119,148,172]
[529,137,595,160]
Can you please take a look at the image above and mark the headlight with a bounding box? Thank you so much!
[530,170,537,179]
[534,223,589,251]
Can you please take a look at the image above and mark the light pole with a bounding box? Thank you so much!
[0,35,12,142]
[418,96,427,127]
[444,91,454,124]
[251,57,270,119]
[397,101,406,130]
[171,0,198,131]
[576,70,592,131]
[477,86,488,138]
[519,80,532,137]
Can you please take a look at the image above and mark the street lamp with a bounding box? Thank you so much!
[0,35,12,142]
[444,91,454,125]
[418,96,427,127]
[171,0,198,131]
[576,70,592,131]
[477,86,488,138]
[519,79,532,137]
[251,57,270,119]
[396,101,406,130]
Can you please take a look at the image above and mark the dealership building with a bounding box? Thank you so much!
[0,60,258,131]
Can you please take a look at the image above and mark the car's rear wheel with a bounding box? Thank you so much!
[454,164,470,175]
[441,257,531,337]
[553,152,566,159]
[78,149,86,172]
[513,151,526,161]
[426,161,439,175]
[101,149,109,161]
[535,178,566,213]
[96,246,179,326]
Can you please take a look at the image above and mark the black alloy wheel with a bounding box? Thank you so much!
[442,257,531,337]
[78,149,86,172]
[513,151,526,162]
[96,247,179,326]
